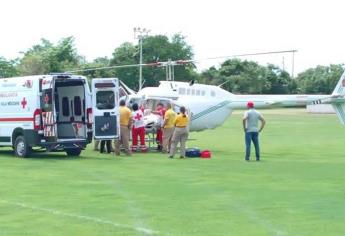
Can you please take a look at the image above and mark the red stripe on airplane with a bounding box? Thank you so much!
[342,79,345,87]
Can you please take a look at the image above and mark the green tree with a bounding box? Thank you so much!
[110,34,196,90]
[0,57,18,78]
[296,64,343,94]
[79,57,116,84]
[218,59,269,94]
[110,42,139,89]
[264,64,291,94]
[18,37,81,75]
[201,59,295,94]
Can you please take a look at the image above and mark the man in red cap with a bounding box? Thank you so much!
[242,101,266,161]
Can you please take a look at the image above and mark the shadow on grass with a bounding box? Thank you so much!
[0,149,83,161]
[0,149,119,162]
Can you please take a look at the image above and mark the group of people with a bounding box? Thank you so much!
[94,100,190,158]
[95,99,266,161]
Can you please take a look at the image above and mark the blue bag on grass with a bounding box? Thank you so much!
[185,148,201,158]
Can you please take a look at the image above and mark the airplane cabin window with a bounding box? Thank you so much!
[179,88,186,95]
[191,89,195,96]
[201,91,206,96]
[196,90,200,96]
[186,89,190,95]
[211,90,216,97]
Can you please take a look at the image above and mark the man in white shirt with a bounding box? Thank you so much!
[243,101,266,161]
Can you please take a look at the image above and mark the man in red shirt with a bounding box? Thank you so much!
[153,103,166,151]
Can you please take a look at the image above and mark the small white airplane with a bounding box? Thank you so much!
[121,70,345,132]
[70,59,345,132]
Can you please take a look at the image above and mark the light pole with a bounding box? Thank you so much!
[134,27,150,90]
[291,50,296,79]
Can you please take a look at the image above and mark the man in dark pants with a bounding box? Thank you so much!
[242,101,266,161]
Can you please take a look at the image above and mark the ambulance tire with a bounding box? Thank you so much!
[66,148,82,157]
[14,136,31,158]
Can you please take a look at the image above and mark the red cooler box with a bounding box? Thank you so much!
[200,150,211,158]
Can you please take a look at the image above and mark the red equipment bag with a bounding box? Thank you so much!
[200,150,211,158]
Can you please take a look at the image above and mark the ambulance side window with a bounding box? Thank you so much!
[62,97,70,116]
[74,96,82,116]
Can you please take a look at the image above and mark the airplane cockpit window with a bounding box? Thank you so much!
[145,99,170,110]
[128,97,141,108]
[211,90,216,97]
[179,88,186,95]
[173,104,180,113]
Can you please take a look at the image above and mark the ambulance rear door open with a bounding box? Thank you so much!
[40,76,57,141]
[92,78,120,140]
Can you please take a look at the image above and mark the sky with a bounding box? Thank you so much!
[1,0,344,76]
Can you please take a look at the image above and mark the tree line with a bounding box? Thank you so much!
[0,35,343,94]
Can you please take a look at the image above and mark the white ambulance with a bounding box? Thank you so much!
[0,74,95,157]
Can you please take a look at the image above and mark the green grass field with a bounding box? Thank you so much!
[0,108,345,236]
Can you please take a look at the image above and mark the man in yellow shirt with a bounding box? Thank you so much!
[162,103,176,153]
[169,106,189,158]
[114,100,132,156]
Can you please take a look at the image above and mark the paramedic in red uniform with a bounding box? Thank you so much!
[131,103,148,152]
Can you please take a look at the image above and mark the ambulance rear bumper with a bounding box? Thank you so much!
[41,140,87,152]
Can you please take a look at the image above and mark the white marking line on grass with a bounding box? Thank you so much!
[0,199,157,235]
[234,202,288,236]
[85,171,154,235]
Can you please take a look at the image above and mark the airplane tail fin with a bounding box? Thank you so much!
[331,71,345,125]
[332,71,345,96]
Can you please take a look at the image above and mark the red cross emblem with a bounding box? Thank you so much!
[44,94,50,104]
[21,97,27,109]
[134,112,142,120]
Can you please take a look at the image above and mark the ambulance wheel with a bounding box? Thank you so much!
[14,136,31,158]
[66,148,82,156]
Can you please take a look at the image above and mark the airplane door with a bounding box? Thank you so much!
[91,78,120,140]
